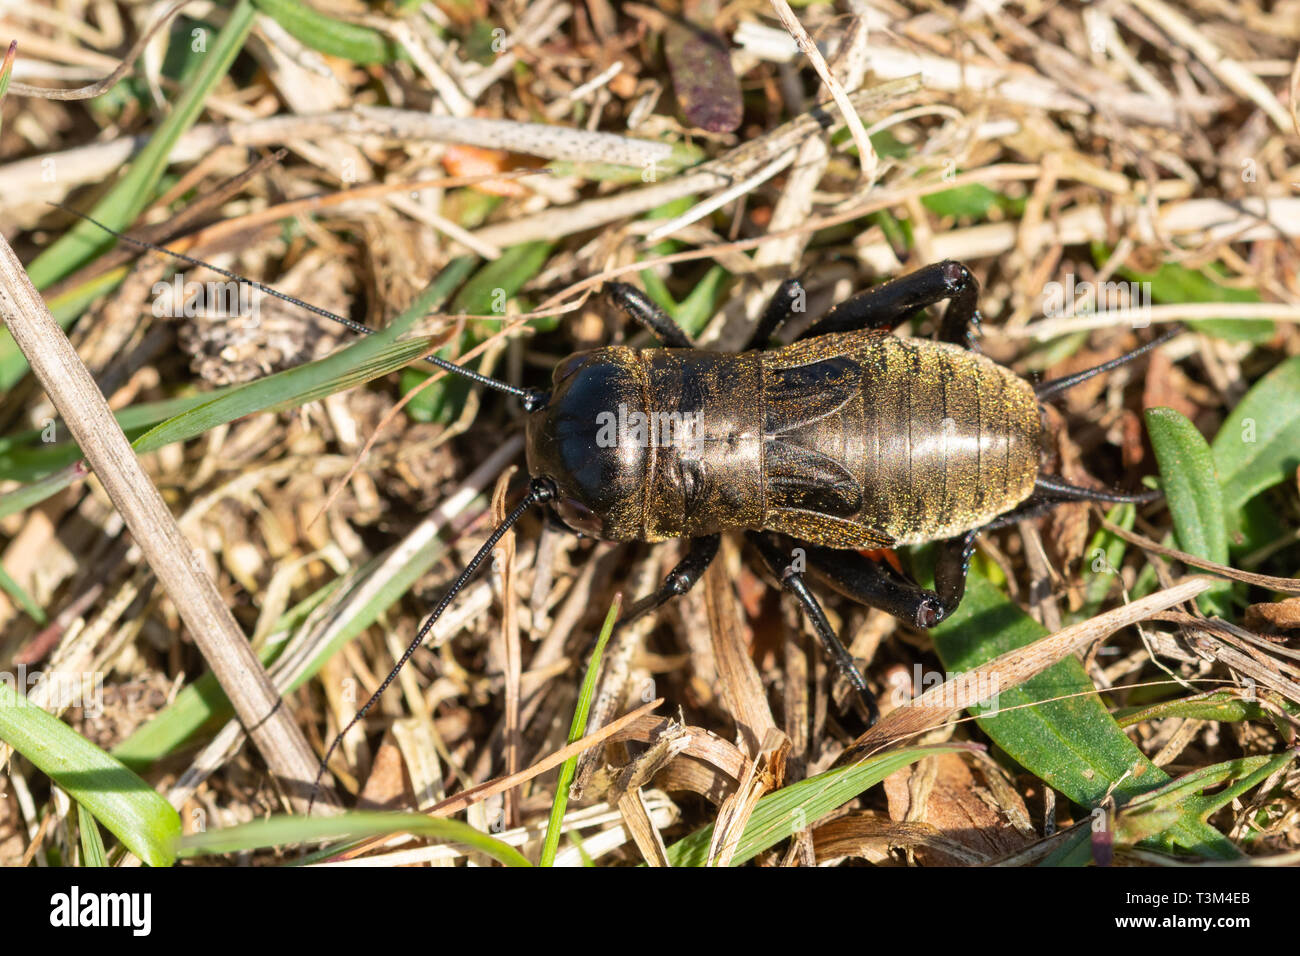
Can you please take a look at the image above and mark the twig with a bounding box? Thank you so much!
[0,109,679,209]
[769,0,877,182]
[7,0,197,100]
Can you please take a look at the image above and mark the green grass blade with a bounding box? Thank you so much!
[1115,690,1277,727]
[0,41,16,132]
[0,683,181,866]
[112,642,280,770]
[664,746,957,866]
[1145,407,1230,615]
[0,462,88,522]
[131,259,469,452]
[0,559,46,624]
[930,569,1239,860]
[1211,356,1300,514]
[538,594,621,866]
[134,336,436,453]
[179,810,531,866]
[77,802,108,867]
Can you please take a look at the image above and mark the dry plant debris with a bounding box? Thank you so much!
[0,0,1297,868]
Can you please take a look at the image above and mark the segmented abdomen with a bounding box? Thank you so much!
[760,333,1041,547]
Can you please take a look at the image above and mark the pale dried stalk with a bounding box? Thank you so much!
[0,108,676,211]
[337,698,665,859]
[768,0,877,182]
[0,232,333,814]
[703,552,778,756]
[1129,0,1292,133]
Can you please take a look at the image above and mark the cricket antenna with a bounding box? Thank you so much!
[307,476,557,814]
[1034,326,1182,402]
[51,203,549,409]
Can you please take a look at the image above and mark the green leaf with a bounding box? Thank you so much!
[664,746,955,866]
[0,682,181,866]
[179,810,530,866]
[930,570,1239,860]
[1211,356,1300,514]
[1145,407,1230,615]
[921,183,999,219]
[250,0,405,63]
[539,595,621,866]
[1115,754,1294,849]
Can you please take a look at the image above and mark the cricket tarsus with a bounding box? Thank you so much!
[306,477,555,815]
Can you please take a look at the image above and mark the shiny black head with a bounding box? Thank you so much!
[525,347,648,541]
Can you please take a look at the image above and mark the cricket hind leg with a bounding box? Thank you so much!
[749,532,881,724]
[605,282,695,349]
[798,260,982,349]
[788,533,975,632]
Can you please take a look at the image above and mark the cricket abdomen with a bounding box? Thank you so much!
[760,332,1042,547]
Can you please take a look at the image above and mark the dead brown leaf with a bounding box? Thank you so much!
[1245,598,1300,633]
[884,752,1033,865]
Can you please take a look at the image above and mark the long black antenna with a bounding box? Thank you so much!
[1034,326,1182,401]
[53,203,548,408]
[307,477,555,814]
